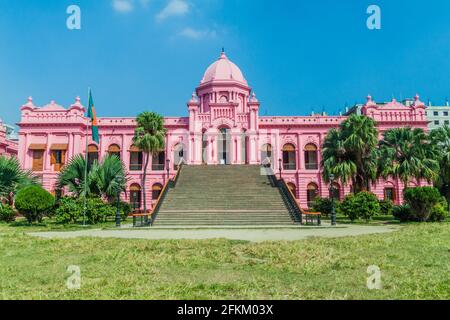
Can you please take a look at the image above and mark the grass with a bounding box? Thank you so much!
[0,219,449,300]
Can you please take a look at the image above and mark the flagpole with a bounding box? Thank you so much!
[83,87,90,226]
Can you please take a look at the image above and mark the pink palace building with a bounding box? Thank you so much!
[0,119,18,158]
[17,51,429,209]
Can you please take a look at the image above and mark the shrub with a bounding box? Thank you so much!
[55,196,117,224]
[429,197,449,222]
[338,192,380,222]
[15,185,54,223]
[378,199,393,215]
[85,197,116,224]
[311,197,335,217]
[392,205,413,222]
[110,200,132,220]
[0,204,16,223]
[403,187,441,222]
[55,197,82,224]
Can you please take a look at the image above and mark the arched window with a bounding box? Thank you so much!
[87,144,99,167]
[329,182,341,201]
[152,183,163,200]
[152,151,165,171]
[384,187,396,202]
[282,143,296,170]
[173,144,186,170]
[202,130,207,164]
[261,144,273,167]
[108,144,121,159]
[287,182,297,199]
[307,183,319,208]
[304,144,318,170]
[129,145,143,171]
[129,184,141,211]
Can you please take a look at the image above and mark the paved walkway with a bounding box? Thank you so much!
[28,224,400,242]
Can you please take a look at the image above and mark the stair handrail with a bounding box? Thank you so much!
[277,177,303,224]
[150,163,183,225]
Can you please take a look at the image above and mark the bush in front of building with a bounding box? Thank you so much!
[55,196,122,224]
[14,185,55,224]
[338,192,380,222]
[0,204,16,223]
[378,199,394,215]
[392,205,412,222]
[311,197,335,217]
[403,187,442,222]
[110,200,132,220]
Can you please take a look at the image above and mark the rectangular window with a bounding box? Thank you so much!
[444,112,449,116]
[32,150,44,171]
[434,120,440,125]
[51,150,66,172]
[445,120,449,125]
[152,152,165,171]
[433,111,439,116]
[130,152,143,171]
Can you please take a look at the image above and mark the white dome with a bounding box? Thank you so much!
[201,51,247,85]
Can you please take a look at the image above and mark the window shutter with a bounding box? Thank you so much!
[50,151,56,165]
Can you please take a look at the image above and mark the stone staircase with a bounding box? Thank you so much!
[153,165,297,226]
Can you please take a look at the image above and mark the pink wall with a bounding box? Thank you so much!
[17,53,431,208]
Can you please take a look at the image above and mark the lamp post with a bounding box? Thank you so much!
[115,188,121,227]
[166,158,170,180]
[329,174,337,226]
[278,158,282,180]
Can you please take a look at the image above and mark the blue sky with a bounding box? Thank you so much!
[0,0,449,125]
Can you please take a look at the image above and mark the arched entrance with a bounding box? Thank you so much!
[261,143,273,167]
[307,183,319,208]
[173,144,186,170]
[129,184,141,211]
[218,127,231,165]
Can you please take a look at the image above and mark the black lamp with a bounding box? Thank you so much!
[329,174,337,226]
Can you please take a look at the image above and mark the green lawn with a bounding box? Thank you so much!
[0,219,449,300]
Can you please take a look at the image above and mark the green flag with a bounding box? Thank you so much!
[87,89,100,144]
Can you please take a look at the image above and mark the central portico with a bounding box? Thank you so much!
[186,50,260,166]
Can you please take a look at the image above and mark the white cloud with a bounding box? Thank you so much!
[157,0,189,21]
[112,0,134,13]
[179,27,216,40]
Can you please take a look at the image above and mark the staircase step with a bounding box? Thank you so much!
[153,165,296,226]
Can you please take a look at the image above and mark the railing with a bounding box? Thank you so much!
[305,163,318,170]
[129,163,143,171]
[148,163,183,225]
[268,172,302,224]
[283,163,296,170]
[152,163,165,171]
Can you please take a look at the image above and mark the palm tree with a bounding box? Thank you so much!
[133,111,166,213]
[378,127,439,187]
[0,156,38,204]
[429,126,450,208]
[322,114,379,193]
[57,154,127,201]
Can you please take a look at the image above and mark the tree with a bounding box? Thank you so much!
[378,127,439,187]
[57,154,128,202]
[429,126,450,210]
[0,155,38,204]
[133,112,166,213]
[322,114,379,193]
[15,185,54,223]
